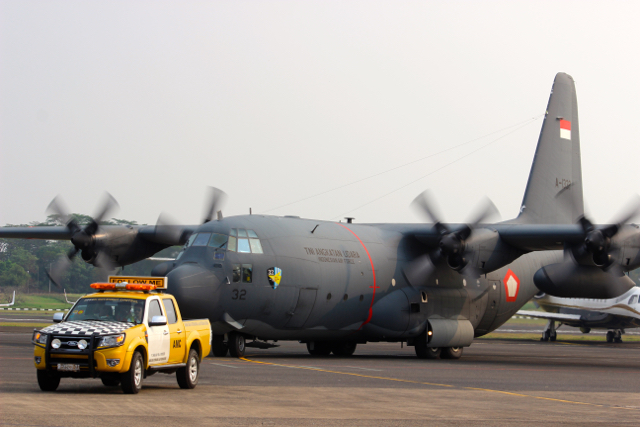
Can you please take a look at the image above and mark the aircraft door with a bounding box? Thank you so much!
[285,289,317,328]
[146,298,170,366]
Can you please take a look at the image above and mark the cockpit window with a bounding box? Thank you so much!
[249,239,263,254]
[209,233,228,249]
[227,229,264,254]
[629,295,638,305]
[238,238,251,253]
[185,233,197,247]
[192,233,211,246]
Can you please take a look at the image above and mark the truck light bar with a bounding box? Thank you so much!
[90,283,156,291]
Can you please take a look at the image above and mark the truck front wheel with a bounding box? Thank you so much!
[37,370,60,392]
[121,351,144,394]
[177,348,200,389]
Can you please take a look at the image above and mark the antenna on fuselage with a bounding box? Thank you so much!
[217,211,223,220]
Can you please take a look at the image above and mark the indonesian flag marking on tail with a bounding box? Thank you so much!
[560,119,571,140]
[504,269,520,302]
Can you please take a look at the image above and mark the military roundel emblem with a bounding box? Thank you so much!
[503,269,520,302]
[267,267,282,289]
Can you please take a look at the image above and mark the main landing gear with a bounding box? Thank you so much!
[540,320,558,342]
[306,341,358,357]
[606,329,624,343]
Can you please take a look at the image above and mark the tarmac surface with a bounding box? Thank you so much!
[1,316,639,426]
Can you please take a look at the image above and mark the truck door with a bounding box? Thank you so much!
[163,297,185,365]
[146,298,170,366]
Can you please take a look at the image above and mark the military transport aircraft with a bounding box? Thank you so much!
[2,73,640,360]
[517,287,640,343]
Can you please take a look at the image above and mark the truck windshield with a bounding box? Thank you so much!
[66,297,145,324]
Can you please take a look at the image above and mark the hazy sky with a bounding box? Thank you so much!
[2,1,639,227]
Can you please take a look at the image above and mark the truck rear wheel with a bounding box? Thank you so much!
[177,348,200,389]
[121,351,143,394]
[37,370,60,392]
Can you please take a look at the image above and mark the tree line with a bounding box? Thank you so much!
[0,214,179,295]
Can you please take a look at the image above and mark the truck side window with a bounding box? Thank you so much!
[162,299,178,324]
[148,299,163,321]
[232,264,241,282]
[242,264,252,283]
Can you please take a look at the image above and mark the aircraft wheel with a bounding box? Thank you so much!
[211,335,229,357]
[331,342,357,357]
[549,334,557,342]
[176,348,200,389]
[579,327,591,334]
[540,330,550,342]
[228,333,246,358]
[37,370,60,392]
[306,341,332,356]
[415,341,441,359]
[121,351,144,394]
[101,376,120,387]
[606,331,614,343]
[440,347,463,359]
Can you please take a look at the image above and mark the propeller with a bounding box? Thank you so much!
[202,187,227,224]
[571,195,640,268]
[405,191,500,286]
[45,193,119,288]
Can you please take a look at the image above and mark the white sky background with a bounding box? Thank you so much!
[1,1,639,226]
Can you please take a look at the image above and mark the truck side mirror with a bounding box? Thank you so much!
[53,312,64,323]
[149,315,167,326]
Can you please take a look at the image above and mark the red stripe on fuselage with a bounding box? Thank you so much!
[337,223,377,330]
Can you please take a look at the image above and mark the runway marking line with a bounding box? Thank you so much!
[239,357,639,411]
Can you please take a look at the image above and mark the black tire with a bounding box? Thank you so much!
[440,347,463,359]
[101,376,120,387]
[550,334,557,342]
[606,331,614,343]
[228,333,245,358]
[121,351,144,394]
[177,348,200,389]
[416,344,441,359]
[37,369,60,392]
[211,335,229,357]
[306,341,332,356]
[541,330,550,342]
[331,342,357,357]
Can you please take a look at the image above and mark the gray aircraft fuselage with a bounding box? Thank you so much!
[164,215,561,342]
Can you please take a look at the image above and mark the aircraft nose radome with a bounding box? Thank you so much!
[166,263,221,319]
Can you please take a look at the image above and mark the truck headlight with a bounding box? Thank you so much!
[32,331,48,345]
[97,334,126,348]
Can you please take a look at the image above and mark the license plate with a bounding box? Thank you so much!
[57,363,80,372]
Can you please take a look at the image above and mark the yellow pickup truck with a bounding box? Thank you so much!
[32,277,211,394]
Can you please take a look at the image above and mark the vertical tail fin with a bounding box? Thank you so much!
[515,72,584,224]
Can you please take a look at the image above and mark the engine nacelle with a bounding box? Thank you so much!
[533,262,634,299]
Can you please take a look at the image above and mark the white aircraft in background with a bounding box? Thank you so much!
[0,291,16,307]
[518,287,640,342]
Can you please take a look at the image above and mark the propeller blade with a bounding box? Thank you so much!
[46,252,77,289]
[153,212,187,245]
[46,195,74,228]
[466,197,500,227]
[411,190,449,235]
[202,187,227,224]
[603,194,640,237]
[403,254,436,287]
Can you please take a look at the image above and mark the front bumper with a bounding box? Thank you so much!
[34,335,128,378]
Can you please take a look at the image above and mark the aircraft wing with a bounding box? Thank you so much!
[0,226,72,240]
[516,310,582,321]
